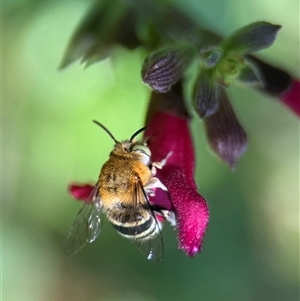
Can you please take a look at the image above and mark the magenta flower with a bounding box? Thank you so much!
[279,79,300,116]
[68,183,94,202]
[145,113,209,256]
[246,56,300,117]
[143,83,209,256]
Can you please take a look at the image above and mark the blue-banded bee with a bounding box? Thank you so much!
[65,120,175,260]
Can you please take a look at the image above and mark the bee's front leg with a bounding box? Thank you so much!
[150,151,172,175]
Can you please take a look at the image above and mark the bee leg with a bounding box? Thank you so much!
[151,151,173,175]
[155,210,177,226]
[144,177,168,192]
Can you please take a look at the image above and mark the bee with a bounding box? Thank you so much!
[65,120,175,260]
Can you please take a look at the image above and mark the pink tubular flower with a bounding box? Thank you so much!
[144,83,209,257]
[68,183,94,202]
[279,79,300,116]
[246,56,300,117]
[146,112,209,256]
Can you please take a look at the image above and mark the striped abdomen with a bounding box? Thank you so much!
[106,207,159,240]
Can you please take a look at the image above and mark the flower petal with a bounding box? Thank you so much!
[161,166,209,256]
[146,111,195,186]
[68,183,94,202]
[145,89,209,256]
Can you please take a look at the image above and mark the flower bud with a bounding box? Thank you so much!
[142,47,194,93]
[204,89,247,168]
[193,70,219,118]
[223,21,281,55]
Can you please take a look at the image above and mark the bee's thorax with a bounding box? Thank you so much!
[99,143,151,207]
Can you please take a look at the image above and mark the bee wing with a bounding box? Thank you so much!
[65,184,102,257]
[133,231,164,261]
[132,178,164,261]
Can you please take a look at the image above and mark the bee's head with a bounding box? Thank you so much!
[93,120,150,164]
[128,126,150,165]
[131,143,151,165]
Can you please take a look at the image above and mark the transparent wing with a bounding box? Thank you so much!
[65,184,102,257]
[131,178,164,261]
[133,231,164,261]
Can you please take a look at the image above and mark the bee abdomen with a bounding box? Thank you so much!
[111,217,158,239]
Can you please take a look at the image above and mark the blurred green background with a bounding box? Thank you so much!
[3,0,299,300]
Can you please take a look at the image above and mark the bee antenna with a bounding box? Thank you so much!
[130,127,147,142]
[92,120,119,144]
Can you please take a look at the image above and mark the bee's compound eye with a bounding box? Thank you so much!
[132,145,151,156]
[132,145,151,165]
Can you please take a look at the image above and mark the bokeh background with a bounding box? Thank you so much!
[3,0,299,300]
